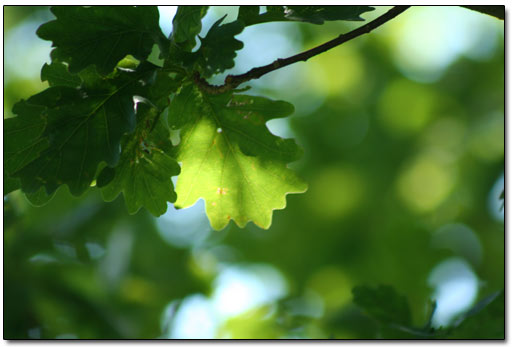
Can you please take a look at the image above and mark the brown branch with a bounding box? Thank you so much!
[194,6,410,94]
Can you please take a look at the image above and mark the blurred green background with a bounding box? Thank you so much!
[4,6,504,339]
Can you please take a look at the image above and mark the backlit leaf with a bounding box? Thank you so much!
[169,84,307,230]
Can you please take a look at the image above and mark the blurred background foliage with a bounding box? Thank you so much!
[3,6,504,339]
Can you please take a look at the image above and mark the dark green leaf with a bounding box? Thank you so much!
[240,5,374,26]
[5,101,49,176]
[37,6,167,75]
[100,104,180,216]
[171,6,209,50]
[25,186,57,207]
[284,6,375,24]
[96,166,116,188]
[13,66,157,196]
[147,68,186,110]
[4,176,21,195]
[168,84,307,230]
[41,62,82,87]
[353,285,412,326]
[237,6,260,23]
[195,16,245,77]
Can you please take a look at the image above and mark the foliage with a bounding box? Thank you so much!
[352,285,504,339]
[3,5,376,229]
[168,85,306,229]
[4,5,504,340]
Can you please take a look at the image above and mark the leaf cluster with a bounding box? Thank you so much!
[4,6,375,229]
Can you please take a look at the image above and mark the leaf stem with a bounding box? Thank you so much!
[193,6,410,93]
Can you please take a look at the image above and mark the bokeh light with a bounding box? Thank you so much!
[3,6,503,339]
[396,151,456,213]
[428,257,479,327]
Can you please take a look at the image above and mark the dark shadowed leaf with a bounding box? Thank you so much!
[25,186,57,206]
[284,6,375,24]
[4,176,21,195]
[41,62,81,87]
[239,5,374,26]
[171,6,209,50]
[195,15,245,77]
[13,66,158,196]
[237,6,260,23]
[353,285,412,326]
[37,6,167,75]
[100,104,180,216]
[5,101,48,177]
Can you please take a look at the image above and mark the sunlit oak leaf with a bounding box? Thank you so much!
[168,84,307,230]
[37,6,167,75]
[99,104,180,216]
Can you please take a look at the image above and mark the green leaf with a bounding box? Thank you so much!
[171,6,209,50]
[100,104,180,216]
[284,6,375,24]
[13,66,157,196]
[239,5,374,26]
[147,68,186,110]
[196,15,245,77]
[4,176,21,195]
[237,6,260,23]
[41,62,82,87]
[352,285,412,326]
[37,6,167,75]
[168,84,307,230]
[4,101,49,176]
[25,186,57,207]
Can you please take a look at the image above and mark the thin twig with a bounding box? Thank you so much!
[194,6,410,93]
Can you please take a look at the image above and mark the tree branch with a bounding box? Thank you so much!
[194,6,410,94]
